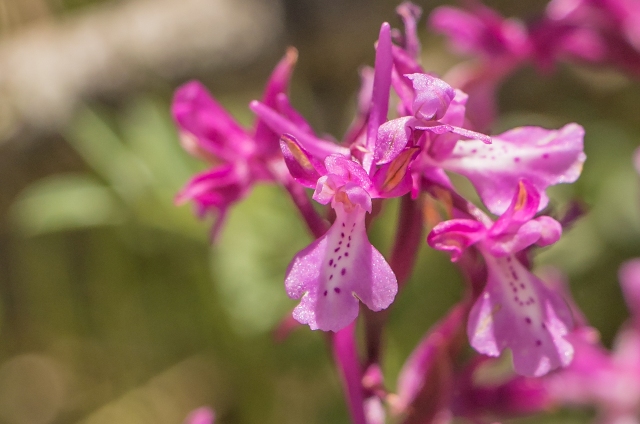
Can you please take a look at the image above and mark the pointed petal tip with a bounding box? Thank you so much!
[285,46,299,63]
[248,99,261,111]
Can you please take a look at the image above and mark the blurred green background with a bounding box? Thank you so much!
[0,0,639,423]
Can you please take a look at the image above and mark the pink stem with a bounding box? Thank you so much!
[364,193,424,366]
[332,322,368,424]
[269,161,329,239]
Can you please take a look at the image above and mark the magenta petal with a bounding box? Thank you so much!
[429,6,488,56]
[371,147,418,198]
[534,216,563,246]
[313,175,345,206]
[172,81,253,161]
[249,100,350,159]
[429,4,528,60]
[468,254,574,376]
[406,73,455,121]
[545,328,614,405]
[258,48,297,112]
[364,22,393,173]
[440,123,586,215]
[489,180,541,237]
[485,220,544,257]
[396,2,422,58]
[285,203,397,332]
[324,155,373,191]
[375,117,415,165]
[184,407,215,424]
[427,219,486,262]
[253,48,298,154]
[280,134,325,188]
[619,259,640,322]
[338,184,373,213]
[483,181,562,254]
[427,89,469,160]
[175,164,250,217]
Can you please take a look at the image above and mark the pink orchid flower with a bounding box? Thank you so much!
[429,180,574,376]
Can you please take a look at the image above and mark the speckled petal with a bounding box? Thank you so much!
[285,202,397,332]
[439,123,585,215]
[468,254,574,376]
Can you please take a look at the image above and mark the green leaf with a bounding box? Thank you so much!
[10,174,122,235]
[211,184,311,336]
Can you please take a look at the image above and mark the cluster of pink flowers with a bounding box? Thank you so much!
[430,0,640,130]
[175,2,640,423]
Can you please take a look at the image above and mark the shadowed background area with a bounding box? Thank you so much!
[0,0,638,423]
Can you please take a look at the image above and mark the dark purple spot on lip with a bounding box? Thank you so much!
[511,271,518,280]
[339,241,342,245]
[525,317,532,324]
[334,248,340,253]
[334,287,341,294]
[341,233,344,238]
[536,340,542,346]
[520,283,525,289]
[541,323,547,329]
[342,223,345,227]
[329,275,333,280]
[345,252,349,257]
[347,243,351,248]
[507,257,512,262]
[338,256,342,260]
[341,268,346,276]
[348,236,351,241]
[323,290,327,296]
[329,259,333,266]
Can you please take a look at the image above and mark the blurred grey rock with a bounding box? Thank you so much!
[0,0,284,144]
